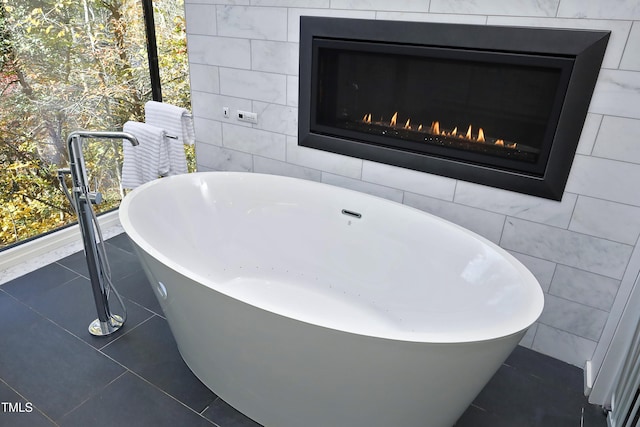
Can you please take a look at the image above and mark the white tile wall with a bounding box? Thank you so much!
[184,0,640,367]
[557,0,640,20]
[592,116,640,163]
[590,69,640,119]
[620,22,640,70]
[549,265,620,311]
[216,6,288,40]
[403,192,506,244]
[501,218,633,279]
[429,0,559,17]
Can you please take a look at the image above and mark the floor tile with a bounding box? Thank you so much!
[583,402,608,427]
[101,315,217,413]
[0,317,125,421]
[203,398,263,427]
[0,291,44,336]
[106,233,136,254]
[112,268,164,316]
[0,262,79,301]
[471,362,588,427]
[57,242,143,282]
[23,275,155,349]
[454,404,515,427]
[505,345,584,392]
[58,372,214,427]
[0,381,56,427]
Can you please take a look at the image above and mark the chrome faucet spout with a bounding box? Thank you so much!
[63,129,135,337]
[67,130,139,148]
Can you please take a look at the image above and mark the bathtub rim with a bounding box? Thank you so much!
[119,171,544,344]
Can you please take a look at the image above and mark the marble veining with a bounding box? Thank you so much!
[569,195,640,245]
[321,172,404,203]
[362,161,457,201]
[219,68,287,104]
[403,192,506,244]
[253,102,298,137]
[620,22,640,71]
[197,143,253,172]
[331,0,429,12]
[540,294,609,342]
[222,123,287,160]
[216,5,288,41]
[454,182,577,228]
[285,137,364,179]
[187,35,251,69]
[549,265,621,312]
[429,0,559,17]
[590,69,640,120]
[251,40,298,76]
[566,155,640,207]
[592,116,640,164]
[557,0,640,20]
[533,324,597,367]
[508,251,556,293]
[254,156,322,181]
[500,217,633,280]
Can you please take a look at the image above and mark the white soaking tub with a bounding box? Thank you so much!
[119,171,544,427]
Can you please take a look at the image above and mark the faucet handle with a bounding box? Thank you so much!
[80,191,103,205]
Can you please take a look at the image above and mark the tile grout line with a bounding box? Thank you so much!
[50,313,218,426]
[0,377,60,427]
[57,370,130,423]
[0,236,222,425]
[115,369,219,426]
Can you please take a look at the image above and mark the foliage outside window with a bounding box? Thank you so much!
[0,0,191,249]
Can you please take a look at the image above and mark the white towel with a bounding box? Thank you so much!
[162,135,188,176]
[144,101,195,145]
[121,121,170,190]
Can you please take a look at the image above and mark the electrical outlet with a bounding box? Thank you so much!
[237,110,258,124]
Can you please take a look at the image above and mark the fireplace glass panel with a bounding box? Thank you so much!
[312,39,572,176]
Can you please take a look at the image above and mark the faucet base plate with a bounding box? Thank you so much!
[88,314,124,336]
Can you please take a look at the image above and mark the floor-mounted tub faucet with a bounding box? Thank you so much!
[58,130,139,336]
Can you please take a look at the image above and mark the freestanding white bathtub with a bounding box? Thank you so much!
[119,171,544,427]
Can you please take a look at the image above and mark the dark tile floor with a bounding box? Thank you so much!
[0,233,608,427]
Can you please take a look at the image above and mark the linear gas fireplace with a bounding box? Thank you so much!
[298,17,609,200]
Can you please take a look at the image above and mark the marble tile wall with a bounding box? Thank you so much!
[184,0,640,368]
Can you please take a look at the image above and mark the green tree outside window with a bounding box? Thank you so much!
[0,0,191,248]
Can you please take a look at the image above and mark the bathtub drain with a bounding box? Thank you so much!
[341,209,362,219]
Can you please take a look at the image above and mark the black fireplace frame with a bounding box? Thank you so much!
[298,17,610,200]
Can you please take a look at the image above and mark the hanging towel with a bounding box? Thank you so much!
[144,101,195,145]
[163,135,189,176]
[121,121,170,190]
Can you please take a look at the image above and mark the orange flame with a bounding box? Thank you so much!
[431,121,440,135]
[359,113,516,149]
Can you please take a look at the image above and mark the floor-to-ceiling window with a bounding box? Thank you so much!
[0,0,190,249]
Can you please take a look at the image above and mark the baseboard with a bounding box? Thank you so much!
[0,210,122,283]
[584,360,594,396]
